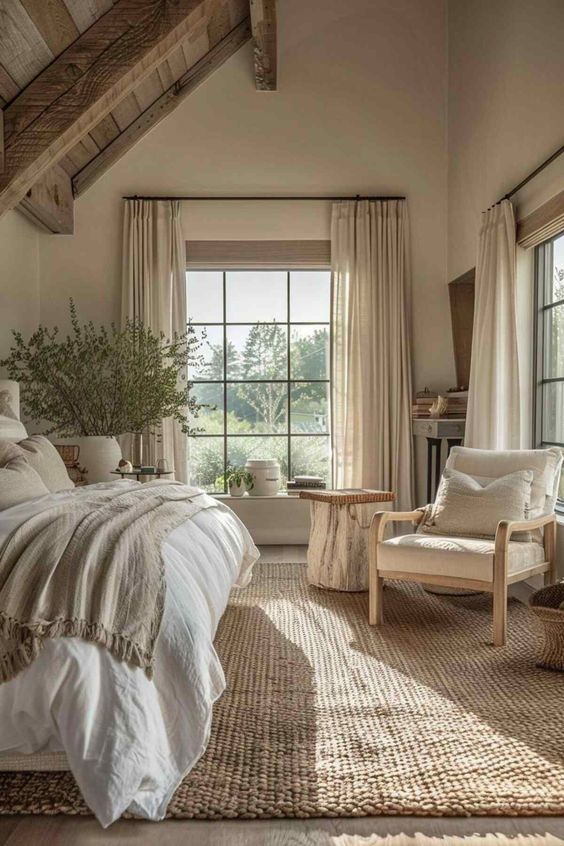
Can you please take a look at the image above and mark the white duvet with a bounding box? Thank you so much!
[0,482,258,827]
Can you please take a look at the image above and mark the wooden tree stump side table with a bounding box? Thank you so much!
[300,489,395,592]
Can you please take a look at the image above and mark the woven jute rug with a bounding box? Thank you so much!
[1,562,564,819]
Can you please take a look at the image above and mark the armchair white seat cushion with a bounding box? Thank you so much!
[378,533,545,583]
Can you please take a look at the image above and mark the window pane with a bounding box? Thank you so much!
[226,272,287,322]
[188,326,224,381]
[227,324,287,380]
[546,235,564,304]
[544,304,564,378]
[187,271,223,322]
[189,437,225,492]
[290,382,329,433]
[290,271,331,321]
[290,325,329,379]
[189,383,224,435]
[542,382,564,444]
[227,383,287,433]
[290,435,331,482]
[227,436,289,486]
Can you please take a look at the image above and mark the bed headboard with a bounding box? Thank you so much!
[0,380,28,442]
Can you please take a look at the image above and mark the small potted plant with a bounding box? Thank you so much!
[227,466,254,497]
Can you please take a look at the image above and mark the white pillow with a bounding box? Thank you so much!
[0,442,50,510]
[419,468,533,539]
[445,446,562,519]
[16,435,74,492]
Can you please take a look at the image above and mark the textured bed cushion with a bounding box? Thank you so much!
[0,388,27,443]
[16,435,73,492]
[446,446,563,519]
[419,468,533,539]
[0,442,49,510]
[378,533,545,582]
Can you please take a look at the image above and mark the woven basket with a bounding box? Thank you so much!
[529,582,564,671]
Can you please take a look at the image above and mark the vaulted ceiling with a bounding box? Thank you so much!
[0,0,276,233]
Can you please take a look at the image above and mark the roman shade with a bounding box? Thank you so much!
[185,240,331,268]
[517,188,564,249]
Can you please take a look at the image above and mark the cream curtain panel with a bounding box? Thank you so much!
[465,199,520,450]
[121,199,188,482]
[331,199,414,511]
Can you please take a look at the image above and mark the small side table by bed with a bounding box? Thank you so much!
[111,470,174,481]
[299,489,395,592]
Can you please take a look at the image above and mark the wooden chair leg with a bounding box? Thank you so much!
[544,517,557,585]
[492,579,507,647]
[368,530,384,625]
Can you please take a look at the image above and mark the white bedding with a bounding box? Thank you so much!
[0,482,258,827]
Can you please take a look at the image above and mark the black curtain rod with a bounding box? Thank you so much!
[122,194,406,201]
[500,141,564,203]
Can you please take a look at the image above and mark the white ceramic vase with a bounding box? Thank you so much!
[72,436,122,483]
[228,481,246,497]
[245,458,281,496]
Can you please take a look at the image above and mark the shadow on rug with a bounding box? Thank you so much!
[1,562,563,819]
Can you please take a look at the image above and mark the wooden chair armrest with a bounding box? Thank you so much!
[370,509,425,544]
[494,513,556,560]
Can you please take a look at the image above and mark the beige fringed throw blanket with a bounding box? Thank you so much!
[0,482,216,683]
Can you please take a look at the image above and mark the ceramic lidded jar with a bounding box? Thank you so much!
[245,458,281,496]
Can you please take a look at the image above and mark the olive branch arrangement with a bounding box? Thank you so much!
[0,300,204,437]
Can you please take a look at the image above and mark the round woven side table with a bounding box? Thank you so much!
[300,488,395,592]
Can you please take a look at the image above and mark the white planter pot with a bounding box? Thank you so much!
[228,481,246,497]
[70,436,122,483]
[245,458,281,496]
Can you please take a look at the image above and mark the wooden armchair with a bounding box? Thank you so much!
[368,446,562,647]
[369,509,556,646]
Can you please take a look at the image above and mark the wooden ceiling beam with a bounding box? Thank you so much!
[73,16,252,197]
[18,164,74,234]
[249,0,276,90]
[0,0,215,218]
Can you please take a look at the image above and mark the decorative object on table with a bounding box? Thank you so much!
[429,395,448,418]
[529,582,564,671]
[370,446,561,647]
[0,299,204,483]
[118,458,133,473]
[245,458,281,496]
[130,432,143,468]
[226,466,254,497]
[156,458,170,474]
[412,387,468,419]
[53,444,87,486]
[412,417,466,502]
[300,488,395,591]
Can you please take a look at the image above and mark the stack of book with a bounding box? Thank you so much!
[287,475,326,495]
[445,390,468,418]
[412,390,468,419]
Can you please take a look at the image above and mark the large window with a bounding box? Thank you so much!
[187,270,331,493]
[535,231,564,500]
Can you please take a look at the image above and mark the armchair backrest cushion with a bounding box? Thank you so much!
[445,446,563,519]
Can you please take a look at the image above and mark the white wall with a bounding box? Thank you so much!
[448,0,564,279]
[36,0,452,506]
[0,212,40,375]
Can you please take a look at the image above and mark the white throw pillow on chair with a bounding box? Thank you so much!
[418,468,533,539]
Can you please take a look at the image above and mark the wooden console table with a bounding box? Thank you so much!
[412,418,466,501]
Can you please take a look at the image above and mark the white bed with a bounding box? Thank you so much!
[0,384,259,827]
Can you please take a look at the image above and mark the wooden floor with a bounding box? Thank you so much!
[1,546,563,846]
